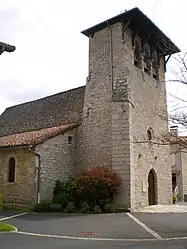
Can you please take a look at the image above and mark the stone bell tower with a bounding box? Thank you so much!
[80,7,180,209]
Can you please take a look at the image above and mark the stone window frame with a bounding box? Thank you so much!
[8,157,16,183]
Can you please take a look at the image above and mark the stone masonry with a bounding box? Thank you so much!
[0,148,36,206]
[35,128,77,201]
[80,12,175,209]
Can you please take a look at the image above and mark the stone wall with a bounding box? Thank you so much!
[181,151,187,201]
[0,148,36,206]
[80,23,132,208]
[79,25,112,170]
[128,38,172,209]
[110,24,132,208]
[35,128,77,201]
[171,143,184,202]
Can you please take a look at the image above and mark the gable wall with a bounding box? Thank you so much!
[0,148,36,206]
[35,128,77,201]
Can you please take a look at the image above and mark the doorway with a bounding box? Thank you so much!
[148,169,157,205]
[172,173,177,193]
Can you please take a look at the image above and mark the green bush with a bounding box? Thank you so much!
[80,201,90,213]
[49,204,62,212]
[64,202,75,213]
[33,201,52,212]
[93,205,102,213]
[53,180,76,209]
[98,198,111,211]
[0,193,2,211]
[52,167,121,213]
[53,192,69,209]
[104,203,119,213]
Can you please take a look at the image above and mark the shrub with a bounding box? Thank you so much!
[33,201,52,212]
[75,166,121,208]
[93,205,102,213]
[98,198,111,211]
[53,180,76,209]
[49,204,62,212]
[0,193,2,211]
[104,203,119,213]
[53,192,69,209]
[64,202,75,213]
[80,201,90,213]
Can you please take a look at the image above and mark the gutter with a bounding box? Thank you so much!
[28,146,41,204]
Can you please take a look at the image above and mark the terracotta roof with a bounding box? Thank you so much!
[0,86,85,137]
[0,123,77,148]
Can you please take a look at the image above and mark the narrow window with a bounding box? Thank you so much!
[143,43,151,75]
[134,40,142,69]
[147,130,152,141]
[147,127,154,141]
[8,157,15,182]
[152,50,159,80]
[68,136,73,145]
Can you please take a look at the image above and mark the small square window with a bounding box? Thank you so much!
[68,136,73,145]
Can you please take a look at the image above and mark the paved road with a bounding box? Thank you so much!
[0,233,187,249]
[134,213,187,238]
[6,213,154,239]
[0,211,187,248]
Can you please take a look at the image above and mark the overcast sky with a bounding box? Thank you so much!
[0,0,187,120]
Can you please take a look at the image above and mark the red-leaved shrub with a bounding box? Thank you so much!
[75,166,121,208]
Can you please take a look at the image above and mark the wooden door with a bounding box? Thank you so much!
[148,170,156,205]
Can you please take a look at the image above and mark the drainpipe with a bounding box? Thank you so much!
[29,147,41,204]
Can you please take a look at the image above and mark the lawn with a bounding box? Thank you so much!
[0,223,16,232]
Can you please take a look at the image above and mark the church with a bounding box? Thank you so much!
[0,8,181,210]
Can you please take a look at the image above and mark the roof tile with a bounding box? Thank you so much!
[0,123,77,148]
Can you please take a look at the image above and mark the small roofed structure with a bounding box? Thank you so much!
[0,41,16,55]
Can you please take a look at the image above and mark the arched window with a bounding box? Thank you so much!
[147,127,154,141]
[134,40,142,69]
[8,157,15,182]
[147,130,152,141]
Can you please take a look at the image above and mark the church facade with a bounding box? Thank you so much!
[0,8,181,210]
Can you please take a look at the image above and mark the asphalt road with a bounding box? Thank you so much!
[0,211,187,249]
[5,212,154,239]
[134,213,187,238]
[0,233,187,249]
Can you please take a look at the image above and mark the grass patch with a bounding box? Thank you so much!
[0,223,16,232]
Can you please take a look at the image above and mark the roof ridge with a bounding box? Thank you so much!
[5,85,85,110]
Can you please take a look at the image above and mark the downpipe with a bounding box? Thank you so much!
[29,147,41,204]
